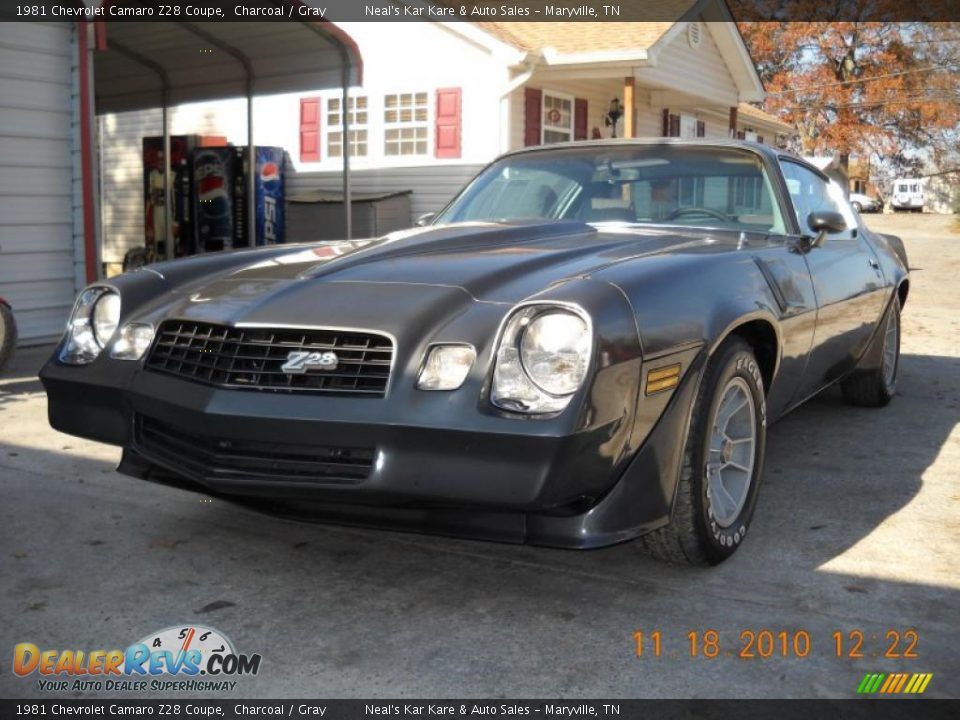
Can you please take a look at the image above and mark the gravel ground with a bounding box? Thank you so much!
[1,214,958,699]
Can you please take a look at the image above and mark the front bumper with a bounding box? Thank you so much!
[40,345,705,548]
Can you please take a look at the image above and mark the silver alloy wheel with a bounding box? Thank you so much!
[706,376,757,528]
[883,306,899,388]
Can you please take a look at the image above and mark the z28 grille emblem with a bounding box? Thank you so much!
[281,350,339,374]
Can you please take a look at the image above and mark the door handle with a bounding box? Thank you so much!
[868,258,880,269]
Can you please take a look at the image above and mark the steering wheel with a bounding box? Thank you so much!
[665,206,730,222]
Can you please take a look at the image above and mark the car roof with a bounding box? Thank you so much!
[495,137,820,170]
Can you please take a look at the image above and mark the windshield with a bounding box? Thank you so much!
[436,145,786,234]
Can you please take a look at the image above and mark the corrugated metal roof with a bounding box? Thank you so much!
[94,22,362,114]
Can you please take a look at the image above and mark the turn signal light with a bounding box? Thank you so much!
[645,363,681,395]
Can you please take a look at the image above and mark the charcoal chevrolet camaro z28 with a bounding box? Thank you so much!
[41,141,909,564]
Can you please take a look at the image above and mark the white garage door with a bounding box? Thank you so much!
[0,22,77,344]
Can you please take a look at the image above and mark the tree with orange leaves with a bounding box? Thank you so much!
[733,9,959,189]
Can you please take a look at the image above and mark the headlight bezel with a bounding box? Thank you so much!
[490,302,594,415]
[59,286,121,365]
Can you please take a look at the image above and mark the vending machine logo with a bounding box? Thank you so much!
[260,161,281,185]
[255,149,285,246]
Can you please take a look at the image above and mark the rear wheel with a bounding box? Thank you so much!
[638,338,766,565]
[841,298,900,407]
[0,302,16,371]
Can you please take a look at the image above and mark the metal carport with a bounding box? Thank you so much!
[81,15,363,281]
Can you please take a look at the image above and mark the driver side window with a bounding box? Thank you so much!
[780,161,854,239]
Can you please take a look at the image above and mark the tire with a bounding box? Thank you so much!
[841,298,900,408]
[852,201,862,213]
[638,338,767,565]
[0,301,17,372]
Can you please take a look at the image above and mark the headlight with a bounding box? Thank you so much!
[417,344,476,390]
[110,323,155,361]
[92,292,121,348]
[491,305,592,414]
[60,287,120,365]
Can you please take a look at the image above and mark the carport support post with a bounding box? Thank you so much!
[341,57,352,240]
[163,100,173,261]
[247,84,255,248]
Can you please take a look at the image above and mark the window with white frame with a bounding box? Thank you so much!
[542,92,574,144]
[384,92,429,156]
[327,95,368,158]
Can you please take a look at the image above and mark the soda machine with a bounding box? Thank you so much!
[141,134,226,263]
[143,139,285,262]
[192,146,286,252]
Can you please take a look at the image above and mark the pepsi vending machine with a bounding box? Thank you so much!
[192,146,243,253]
[142,134,226,262]
[252,146,285,246]
[190,146,285,251]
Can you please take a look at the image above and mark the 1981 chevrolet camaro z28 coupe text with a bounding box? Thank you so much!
[41,140,909,564]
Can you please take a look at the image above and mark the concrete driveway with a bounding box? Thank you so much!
[1,214,958,699]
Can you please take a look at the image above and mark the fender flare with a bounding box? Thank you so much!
[707,309,783,391]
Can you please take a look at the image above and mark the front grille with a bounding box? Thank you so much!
[135,415,375,484]
[145,320,393,397]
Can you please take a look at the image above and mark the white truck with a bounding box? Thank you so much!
[891,178,925,212]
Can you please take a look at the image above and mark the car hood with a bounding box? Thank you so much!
[149,220,738,330]
[191,220,727,299]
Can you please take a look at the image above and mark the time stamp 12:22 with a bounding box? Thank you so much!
[633,629,921,659]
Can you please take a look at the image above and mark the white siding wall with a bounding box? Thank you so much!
[99,22,507,263]
[0,22,76,344]
[286,164,485,231]
[638,22,740,108]
[507,78,623,151]
[504,23,742,151]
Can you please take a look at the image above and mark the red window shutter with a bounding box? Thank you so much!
[574,98,588,141]
[299,97,321,162]
[736,130,746,140]
[696,120,706,138]
[669,114,680,137]
[524,87,542,147]
[435,87,462,159]
[662,108,670,137]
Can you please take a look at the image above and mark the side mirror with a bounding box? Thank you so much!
[805,210,847,246]
[415,212,437,227]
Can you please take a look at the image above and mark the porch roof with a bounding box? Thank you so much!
[737,103,795,134]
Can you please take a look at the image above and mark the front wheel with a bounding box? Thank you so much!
[638,338,767,565]
[852,201,862,213]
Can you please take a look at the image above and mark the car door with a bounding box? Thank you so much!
[779,160,888,400]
